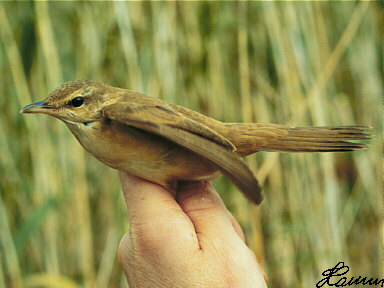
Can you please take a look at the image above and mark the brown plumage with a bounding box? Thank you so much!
[21,80,373,205]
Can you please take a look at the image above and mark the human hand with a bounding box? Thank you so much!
[118,172,268,288]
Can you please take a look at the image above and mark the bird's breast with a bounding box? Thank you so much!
[65,119,220,187]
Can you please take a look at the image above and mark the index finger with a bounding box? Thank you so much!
[118,172,200,253]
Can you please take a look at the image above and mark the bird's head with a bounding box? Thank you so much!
[21,80,110,125]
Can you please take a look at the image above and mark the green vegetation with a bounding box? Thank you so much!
[0,2,381,287]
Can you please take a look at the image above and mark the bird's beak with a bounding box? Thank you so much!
[20,100,59,114]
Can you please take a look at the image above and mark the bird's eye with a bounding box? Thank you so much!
[71,97,84,107]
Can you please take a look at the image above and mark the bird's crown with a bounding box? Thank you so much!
[44,80,105,107]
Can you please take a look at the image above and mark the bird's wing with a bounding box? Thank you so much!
[107,100,237,151]
[102,102,263,204]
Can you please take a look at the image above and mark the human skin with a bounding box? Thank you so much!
[118,172,268,288]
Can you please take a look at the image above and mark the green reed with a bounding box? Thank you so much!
[0,2,381,287]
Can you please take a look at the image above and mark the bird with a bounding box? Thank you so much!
[21,80,372,205]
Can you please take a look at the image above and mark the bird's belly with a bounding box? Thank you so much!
[70,121,221,189]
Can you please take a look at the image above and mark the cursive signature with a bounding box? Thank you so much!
[316,262,383,287]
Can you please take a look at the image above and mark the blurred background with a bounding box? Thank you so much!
[0,2,381,287]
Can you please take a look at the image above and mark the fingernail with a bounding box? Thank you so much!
[119,172,141,187]
[263,271,268,283]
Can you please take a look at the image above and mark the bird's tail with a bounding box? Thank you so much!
[221,123,373,156]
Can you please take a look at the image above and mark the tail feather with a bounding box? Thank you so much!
[222,124,373,155]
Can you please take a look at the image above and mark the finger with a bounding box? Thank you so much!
[118,172,200,256]
[254,255,268,283]
[177,181,242,249]
[245,246,268,283]
[227,212,246,242]
[118,172,177,219]
[117,231,133,273]
[180,182,245,242]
